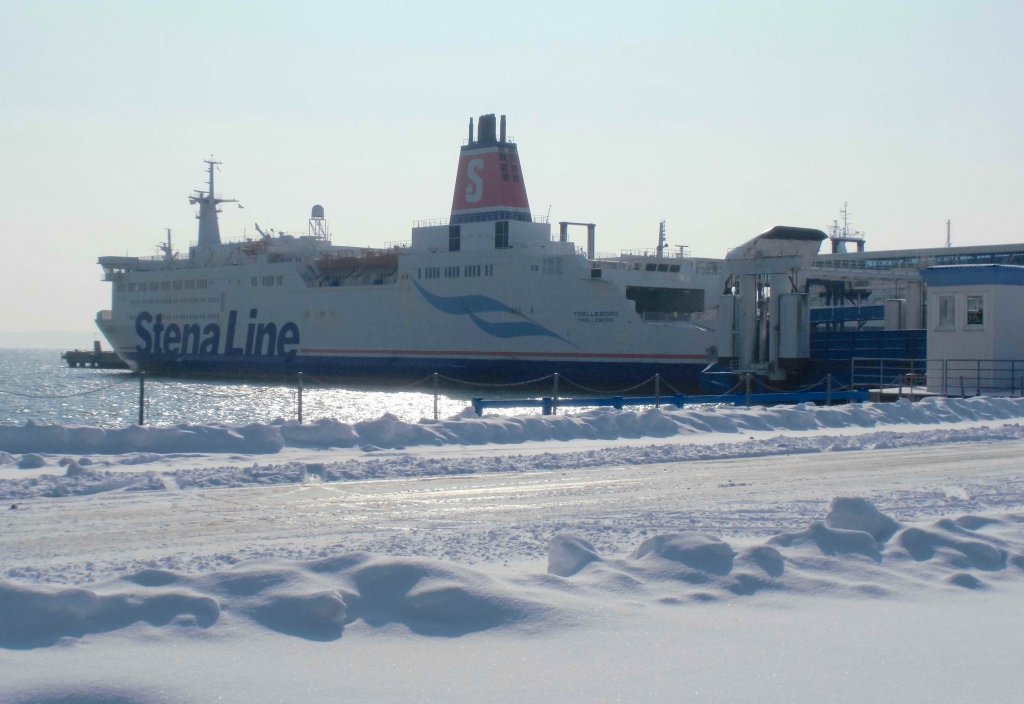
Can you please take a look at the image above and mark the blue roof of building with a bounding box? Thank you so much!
[921,264,1024,287]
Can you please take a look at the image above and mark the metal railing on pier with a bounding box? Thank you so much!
[850,357,1024,397]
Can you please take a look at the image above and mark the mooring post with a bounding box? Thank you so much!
[654,373,661,408]
[744,373,752,407]
[826,374,832,406]
[297,372,304,425]
[552,373,559,415]
[138,372,145,426]
[433,372,439,421]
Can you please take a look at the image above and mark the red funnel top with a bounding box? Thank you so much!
[450,114,531,224]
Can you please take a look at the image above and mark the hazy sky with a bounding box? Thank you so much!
[2,0,1022,341]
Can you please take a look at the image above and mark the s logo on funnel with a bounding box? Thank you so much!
[464,159,484,203]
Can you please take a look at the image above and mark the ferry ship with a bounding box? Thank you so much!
[96,114,725,388]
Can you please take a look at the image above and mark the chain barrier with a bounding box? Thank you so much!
[557,375,657,396]
[301,373,437,391]
[747,377,791,394]
[16,366,879,427]
[435,373,555,389]
[830,378,856,392]
[657,378,686,396]
[719,379,745,397]
[0,374,136,399]
[147,378,269,400]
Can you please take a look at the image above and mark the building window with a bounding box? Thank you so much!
[966,295,984,326]
[449,225,461,252]
[495,221,509,249]
[938,295,955,329]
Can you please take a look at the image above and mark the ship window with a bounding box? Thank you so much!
[161,281,171,290]
[542,257,563,275]
[657,264,670,272]
[495,221,509,249]
[645,263,657,271]
[626,286,705,317]
[173,280,182,290]
[449,225,461,252]
[966,295,984,326]
[669,265,681,273]
[937,295,955,329]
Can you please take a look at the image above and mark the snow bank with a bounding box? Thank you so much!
[5,422,1024,501]
[2,499,1021,651]
[0,396,1022,458]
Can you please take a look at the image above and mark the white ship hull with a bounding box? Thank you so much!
[97,116,721,389]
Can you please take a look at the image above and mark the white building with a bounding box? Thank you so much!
[921,265,1024,394]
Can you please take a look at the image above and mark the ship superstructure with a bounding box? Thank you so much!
[96,115,723,387]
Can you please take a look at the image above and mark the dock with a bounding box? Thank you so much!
[61,342,128,369]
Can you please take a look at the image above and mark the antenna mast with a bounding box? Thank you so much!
[189,158,237,247]
[946,219,951,248]
[159,228,175,261]
[828,202,866,253]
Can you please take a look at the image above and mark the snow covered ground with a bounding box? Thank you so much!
[2,397,1024,703]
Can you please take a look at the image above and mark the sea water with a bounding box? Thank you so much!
[0,349,484,428]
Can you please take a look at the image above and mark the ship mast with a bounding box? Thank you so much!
[656,220,667,258]
[159,228,176,261]
[189,158,237,247]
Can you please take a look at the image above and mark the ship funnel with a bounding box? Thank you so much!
[450,113,531,224]
[477,114,497,144]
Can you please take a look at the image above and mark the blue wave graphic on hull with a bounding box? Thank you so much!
[414,281,570,343]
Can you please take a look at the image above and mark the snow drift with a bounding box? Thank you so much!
[2,498,1022,652]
